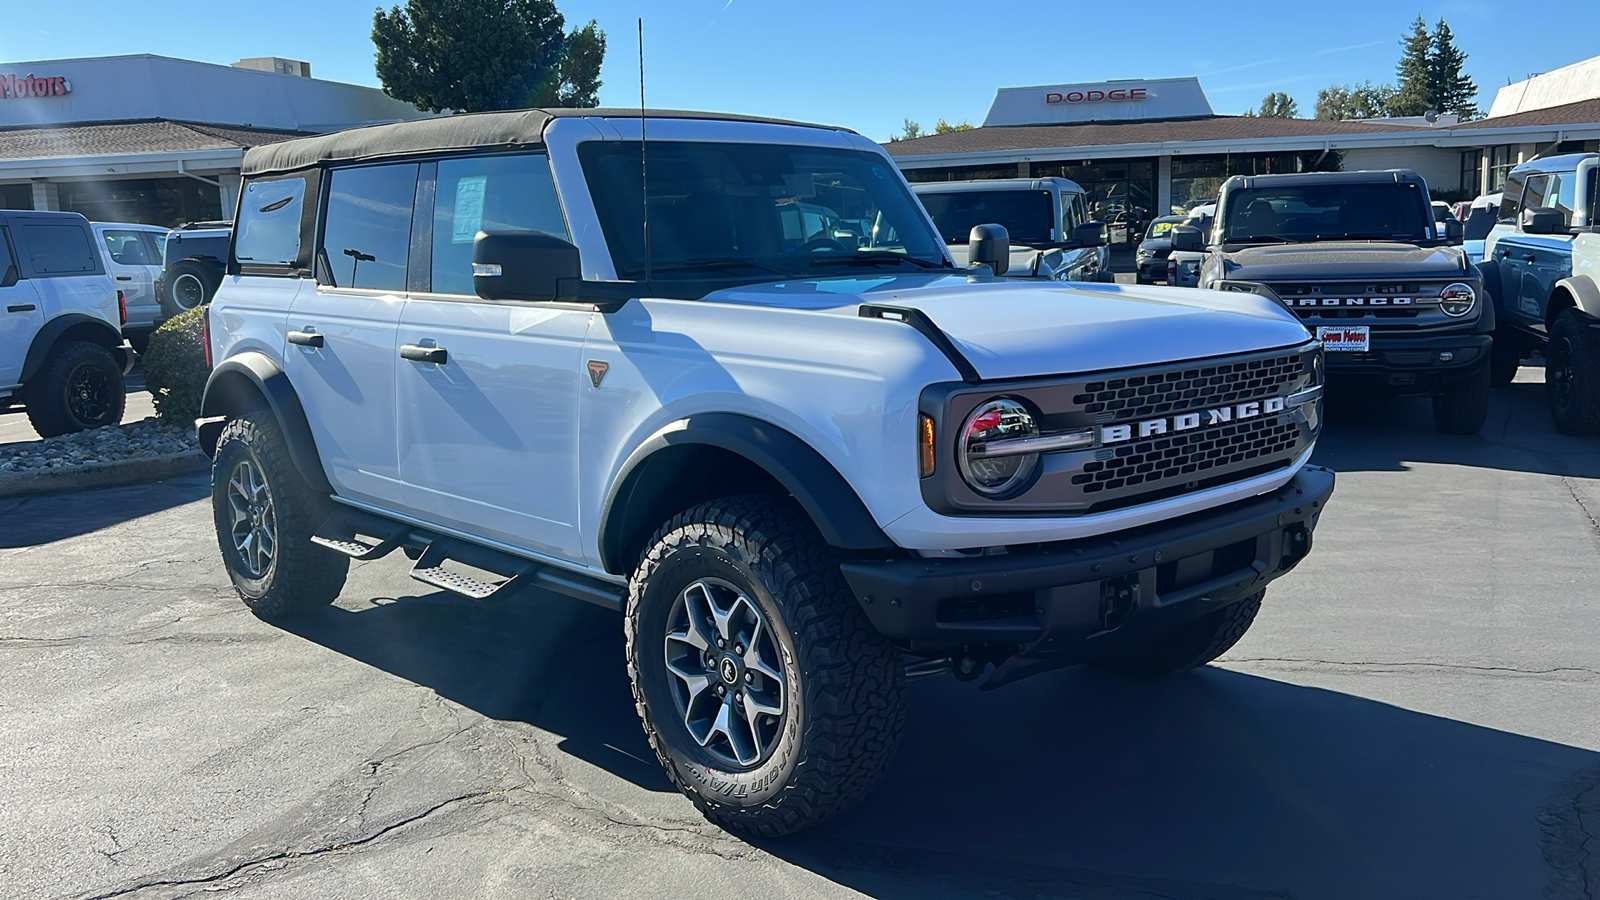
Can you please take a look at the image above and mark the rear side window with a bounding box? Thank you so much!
[235,177,306,268]
[23,224,97,274]
[0,228,16,278]
[102,230,156,266]
[1548,172,1577,227]
[430,154,567,295]
[320,164,418,292]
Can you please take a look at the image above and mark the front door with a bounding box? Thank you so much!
[394,152,587,561]
[285,162,419,507]
[0,228,41,389]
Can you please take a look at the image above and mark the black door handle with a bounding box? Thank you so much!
[115,275,133,281]
[400,344,448,364]
[1522,254,1537,263]
[7,304,36,313]
[287,330,324,348]
[1497,249,1511,257]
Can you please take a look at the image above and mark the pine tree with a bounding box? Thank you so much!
[1427,19,1479,120]
[1388,15,1433,117]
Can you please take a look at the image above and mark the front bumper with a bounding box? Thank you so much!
[841,465,1334,686]
[1320,329,1490,390]
[1136,258,1169,280]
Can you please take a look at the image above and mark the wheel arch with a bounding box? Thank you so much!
[198,352,332,494]
[597,413,894,576]
[1550,275,1600,328]
[21,314,127,383]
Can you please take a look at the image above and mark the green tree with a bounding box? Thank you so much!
[1427,19,1479,120]
[373,0,605,113]
[889,118,924,142]
[933,119,974,134]
[1388,15,1434,117]
[1315,81,1396,120]
[1253,92,1299,118]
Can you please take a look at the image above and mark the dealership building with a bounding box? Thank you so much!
[885,57,1600,223]
[0,54,428,225]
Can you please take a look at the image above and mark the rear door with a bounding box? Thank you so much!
[0,226,42,388]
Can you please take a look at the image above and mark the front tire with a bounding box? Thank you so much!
[1432,363,1490,434]
[211,413,348,618]
[1547,309,1600,435]
[626,495,905,838]
[1489,331,1523,387]
[23,340,126,438]
[1090,590,1264,677]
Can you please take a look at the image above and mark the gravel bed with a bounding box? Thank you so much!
[0,419,199,473]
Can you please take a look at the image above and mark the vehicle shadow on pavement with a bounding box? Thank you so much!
[774,665,1598,900]
[278,584,675,792]
[0,471,208,548]
[1313,375,1599,479]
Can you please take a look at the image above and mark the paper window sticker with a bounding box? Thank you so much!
[452,176,488,244]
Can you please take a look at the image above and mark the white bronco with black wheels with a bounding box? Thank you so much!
[198,109,1335,837]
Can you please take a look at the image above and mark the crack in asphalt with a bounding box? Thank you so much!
[1228,657,1600,680]
[1564,476,1600,543]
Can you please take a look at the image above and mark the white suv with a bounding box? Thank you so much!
[198,109,1335,837]
[1,210,132,436]
[91,221,167,354]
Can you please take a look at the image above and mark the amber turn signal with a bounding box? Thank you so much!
[918,414,936,478]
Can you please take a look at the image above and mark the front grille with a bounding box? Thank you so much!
[1072,416,1301,495]
[1073,352,1307,421]
[1262,281,1460,330]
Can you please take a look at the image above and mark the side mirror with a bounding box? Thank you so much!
[1171,225,1205,252]
[1444,218,1464,244]
[1073,221,1108,248]
[968,223,1010,276]
[0,264,16,289]
[1521,207,1563,235]
[472,230,581,302]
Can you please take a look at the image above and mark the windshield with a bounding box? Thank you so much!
[1222,183,1430,244]
[580,141,947,280]
[918,190,1055,245]
[1144,218,1182,240]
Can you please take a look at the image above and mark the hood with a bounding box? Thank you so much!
[702,274,1312,381]
[1137,238,1173,255]
[1219,242,1469,281]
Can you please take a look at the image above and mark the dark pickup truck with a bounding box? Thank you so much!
[1180,169,1489,434]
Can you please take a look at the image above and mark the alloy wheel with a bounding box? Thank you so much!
[226,459,277,578]
[663,578,786,768]
[66,362,114,425]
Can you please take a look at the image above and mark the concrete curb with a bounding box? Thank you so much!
[0,450,209,499]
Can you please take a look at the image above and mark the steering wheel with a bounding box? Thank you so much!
[794,237,848,254]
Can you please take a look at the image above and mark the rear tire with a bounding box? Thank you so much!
[211,413,348,618]
[1432,363,1491,434]
[1547,309,1600,435]
[626,495,905,838]
[1090,590,1264,677]
[23,340,126,438]
[1489,331,1523,387]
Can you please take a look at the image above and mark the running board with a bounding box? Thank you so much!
[311,508,410,561]
[406,535,625,610]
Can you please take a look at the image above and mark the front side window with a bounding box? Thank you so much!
[920,190,1055,245]
[431,154,568,295]
[1548,172,1577,226]
[1521,174,1550,215]
[102,230,154,266]
[235,177,306,268]
[23,224,97,274]
[581,141,945,280]
[1222,183,1430,244]
[320,164,418,291]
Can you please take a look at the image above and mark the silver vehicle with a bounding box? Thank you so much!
[913,178,1112,281]
[90,222,167,353]
[1164,203,1214,287]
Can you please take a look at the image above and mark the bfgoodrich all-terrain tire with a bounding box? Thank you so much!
[23,340,126,438]
[1547,309,1600,435]
[211,413,348,618]
[1432,363,1491,435]
[1090,590,1265,677]
[625,495,906,838]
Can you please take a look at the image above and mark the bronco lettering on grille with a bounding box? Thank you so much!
[1100,397,1286,446]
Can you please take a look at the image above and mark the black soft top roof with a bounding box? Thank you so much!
[242,108,848,177]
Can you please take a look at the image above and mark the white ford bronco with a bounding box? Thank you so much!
[198,109,1335,837]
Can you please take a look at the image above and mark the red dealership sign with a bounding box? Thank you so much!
[0,74,71,99]
[1046,87,1148,104]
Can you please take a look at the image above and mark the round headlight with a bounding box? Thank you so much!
[958,398,1039,496]
[1439,282,1476,317]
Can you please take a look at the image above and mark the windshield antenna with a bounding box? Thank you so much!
[639,18,651,285]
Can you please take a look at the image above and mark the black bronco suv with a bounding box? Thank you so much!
[1182,170,1490,433]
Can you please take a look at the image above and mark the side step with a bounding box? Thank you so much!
[406,534,626,611]
[311,508,410,561]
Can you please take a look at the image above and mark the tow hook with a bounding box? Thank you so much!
[1282,523,1313,568]
[1101,575,1140,631]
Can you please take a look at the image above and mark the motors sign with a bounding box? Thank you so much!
[1046,87,1149,105]
[1,74,71,99]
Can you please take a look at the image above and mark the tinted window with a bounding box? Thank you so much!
[143,232,166,264]
[0,229,15,276]
[921,190,1055,245]
[1548,172,1577,226]
[431,154,567,295]
[23,223,97,274]
[1223,183,1429,243]
[235,177,306,267]
[166,234,230,267]
[1521,174,1550,214]
[321,164,418,291]
[102,230,155,266]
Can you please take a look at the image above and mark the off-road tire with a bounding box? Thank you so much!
[211,413,348,618]
[625,495,906,838]
[23,340,126,438]
[165,261,219,313]
[1489,330,1523,387]
[1432,363,1491,435]
[1547,309,1600,435]
[1090,590,1264,677]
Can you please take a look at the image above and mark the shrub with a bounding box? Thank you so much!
[142,307,209,426]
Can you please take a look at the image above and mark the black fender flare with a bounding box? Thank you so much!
[597,413,894,575]
[21,314,127,383]
[198,352,332,493]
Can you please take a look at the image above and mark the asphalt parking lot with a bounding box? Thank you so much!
[2,368,1597,900]
[0,370,156,446]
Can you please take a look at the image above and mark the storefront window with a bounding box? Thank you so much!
[0,184,30,211]
[1460,150,1483,197]
[1487,146,1516,192]
[1029,159,1155,241]
[55,178,221,227]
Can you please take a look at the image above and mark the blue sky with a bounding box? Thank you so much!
[5,0,1596,140]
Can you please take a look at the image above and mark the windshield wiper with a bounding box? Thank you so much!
[1229,235,1300,245]
[643,257,796,277]
[1321,232,1423,242]
[809,252,951,270]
